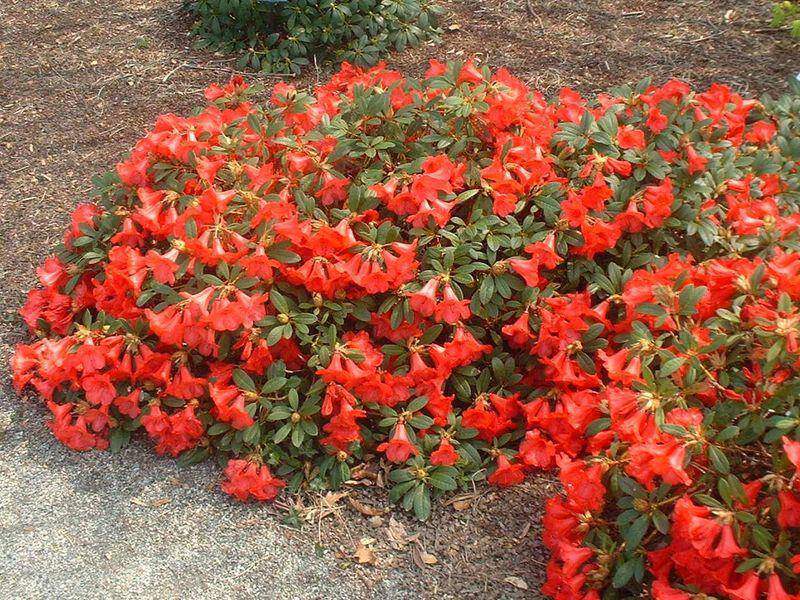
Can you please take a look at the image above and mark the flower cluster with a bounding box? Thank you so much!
[12,61,800,596]
[542,254,800,598]
[186,0,440,74]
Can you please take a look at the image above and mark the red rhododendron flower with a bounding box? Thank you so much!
[220,459,285,502]
[487,455,525,487]
[617,125,646,150]
[518,429,557,468]
[430,438,459,466]
[377,423,418,463]
[784,436,800,478]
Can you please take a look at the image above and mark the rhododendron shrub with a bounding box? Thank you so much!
[12,61,800,596]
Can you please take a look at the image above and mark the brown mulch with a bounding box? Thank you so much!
[396,0,797,96]
[0,0,796,597]
[277,476,555,598]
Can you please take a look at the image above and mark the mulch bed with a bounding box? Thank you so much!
[0,0,796,596]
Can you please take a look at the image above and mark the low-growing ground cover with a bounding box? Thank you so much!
[11,54,800,597]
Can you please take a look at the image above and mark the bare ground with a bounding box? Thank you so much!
[0,0,796,598]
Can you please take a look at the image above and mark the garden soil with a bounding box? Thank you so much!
[0,0,795,598]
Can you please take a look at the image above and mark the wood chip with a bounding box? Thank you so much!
[504,576,529,590]
[368,515,384,528]
[131,497,171,508]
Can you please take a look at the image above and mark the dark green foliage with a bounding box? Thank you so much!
[772,1,800,38]
[186,0,441,74]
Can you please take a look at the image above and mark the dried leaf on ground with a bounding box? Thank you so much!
[504,576,529,590]
[348,496,387,517]
[516,520,532,542]
[385,516,412,550]
[354,539,377,565]
[411,544,438,568]
[444,492,481,511]
[321,490,349,508]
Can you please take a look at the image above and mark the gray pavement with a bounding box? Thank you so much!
[0,389,415,600]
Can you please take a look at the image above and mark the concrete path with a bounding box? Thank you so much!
[0,391,413,600]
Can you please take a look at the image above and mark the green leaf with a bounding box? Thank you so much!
[109,428,131,453]
[659,357,685,377]
[412,484,431,520]
[261,377,287,394]
[267,405,293,421]
[478,275,495,305]
[267,246,301,264]
[291,425,305,447]
[716,426,740,442]
[233,369,256,392]
[586,417,611,436]
[708,445,730,474]
[274,423,291,444]
[388,480,416,502]
[389,468,414,483]
[637,303,666,316]
[652,510,670,535]
[406,396,429,413]
[207,422,230,435]
[612,559,636,588]
[624,514,649,550]
[266,326,284,346]
[618,476,647,499]
[269,289,291,313]
[243,423,261,445]
[428,473,457,491]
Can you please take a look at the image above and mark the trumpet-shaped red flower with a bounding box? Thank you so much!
[408,277,439,317]
[141,404,205,457]
[377,423,418,463]
[487,454,525,487]
[433,284,471,324]
[220,459,285,502]
[430,438,459,466]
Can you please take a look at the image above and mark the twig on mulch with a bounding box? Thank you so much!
[752,26,791,34]
[681,31,725,44]
[162,61,188,83]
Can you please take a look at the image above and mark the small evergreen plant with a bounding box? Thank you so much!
[186,0,441,74]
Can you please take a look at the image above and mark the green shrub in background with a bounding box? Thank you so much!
[773,1,800,37]
[185,0,441,74]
